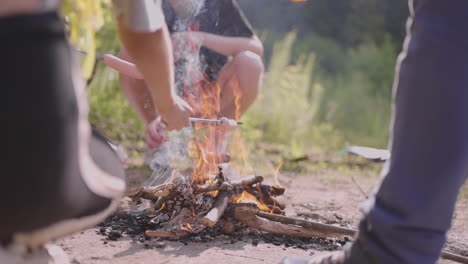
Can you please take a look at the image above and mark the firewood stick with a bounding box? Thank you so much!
[230,175,264,186]
[202,191,231,227]
[194,175,265,194]
[440,251,468,264]
[193,181,232,193]
[254,209,468,264]
[135,184,175,201]
[145,230,189,238]
[257,211,355,236]
[230,204,349,238]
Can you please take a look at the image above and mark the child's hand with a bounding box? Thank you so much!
[145,118,168,149]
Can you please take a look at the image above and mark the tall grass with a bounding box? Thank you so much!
[243,31,395,155]
[243,32,343,154]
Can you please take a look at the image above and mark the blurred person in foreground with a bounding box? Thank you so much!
[0,0,190,262]
[103,0,264,160]
[283,0,468,263]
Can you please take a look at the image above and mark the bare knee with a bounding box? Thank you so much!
[231,51,264,96]
[232,51,264,77]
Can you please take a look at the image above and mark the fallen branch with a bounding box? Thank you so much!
[255,208,468,263]
[228,204,350,238]
[202,191,231,227]
[440,251,468,264]
[257,211,355,237]
[350,174,369,199]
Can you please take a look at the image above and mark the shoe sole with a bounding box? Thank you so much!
[13,195,122,248]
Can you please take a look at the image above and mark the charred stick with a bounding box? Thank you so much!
[257,211,355,237]
[153,196,169,211]
[145,230,189,238]
[134,184,175,201]
[202,191,231,227]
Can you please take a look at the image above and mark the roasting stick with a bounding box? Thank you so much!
[75,50,244,126]
[190,118,243,125]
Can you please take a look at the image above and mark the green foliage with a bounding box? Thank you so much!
[243,32,343,153]
[86,16,145,149]
[244,30,396,154]
[318,37,396,148]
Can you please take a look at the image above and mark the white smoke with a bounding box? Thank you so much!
[145,0,207,186]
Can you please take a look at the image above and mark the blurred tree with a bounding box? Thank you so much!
[61,0,111,79]
[303,0,408,47]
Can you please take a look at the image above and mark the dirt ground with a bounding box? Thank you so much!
[59,168,468,264]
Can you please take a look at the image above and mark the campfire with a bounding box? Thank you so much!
[130,164,356,239]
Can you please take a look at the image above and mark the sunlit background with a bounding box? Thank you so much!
[62,0,410,173]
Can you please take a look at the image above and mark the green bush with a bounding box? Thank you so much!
[244,31,397,153]
[243,32,343,154]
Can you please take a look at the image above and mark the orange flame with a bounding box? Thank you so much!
[155,202,166,213]
[180,223,193,231]
[274,162,284,188]
[179,21,247,187]
[231,191,270,212]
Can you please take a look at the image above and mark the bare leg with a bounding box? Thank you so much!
[218,51,264,120]
[208,51,264,162]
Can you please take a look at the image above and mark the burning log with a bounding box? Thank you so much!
[202,191,232,227]
[257,184,285,197]
[267,205,285,215]
[244,188,286,210]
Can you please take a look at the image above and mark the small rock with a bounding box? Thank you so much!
[107,231,122,241]
[251,239,259,246]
